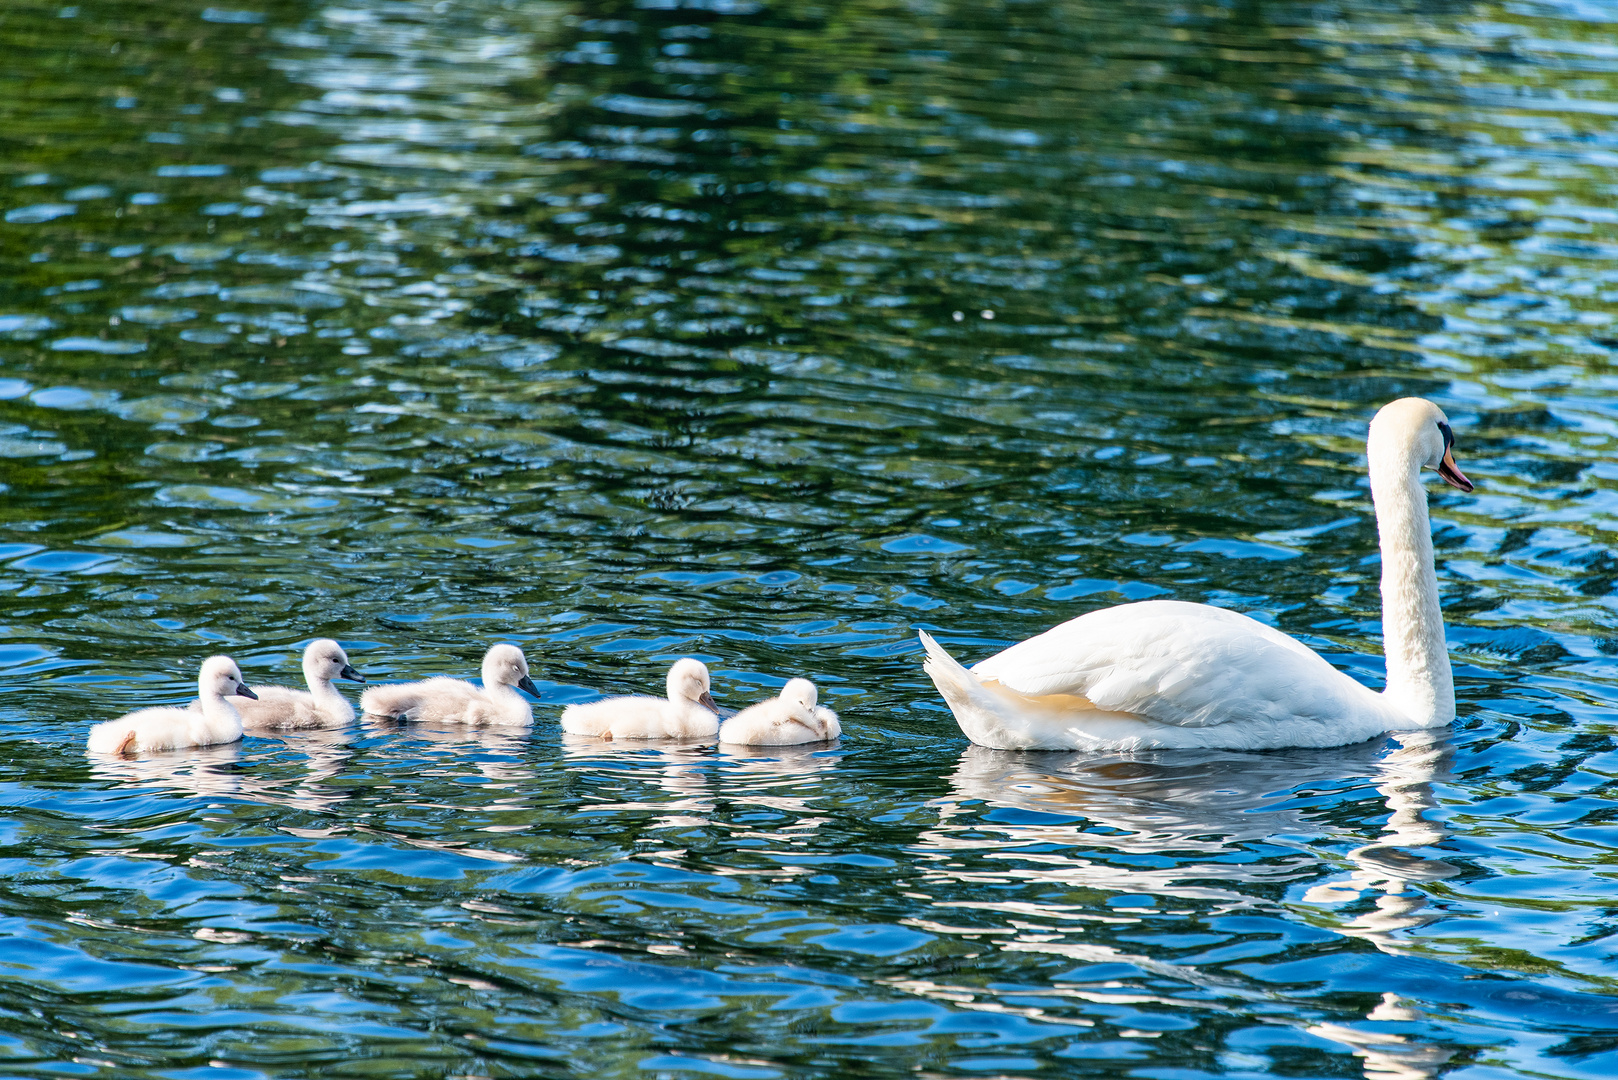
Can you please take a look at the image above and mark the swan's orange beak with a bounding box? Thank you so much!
[1437,448,1473,492]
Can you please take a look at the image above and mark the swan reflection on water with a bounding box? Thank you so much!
[1300,730,1459,944]
[926,740,1392,906]
[933,732,1455,940]
[928,732,1461,1079]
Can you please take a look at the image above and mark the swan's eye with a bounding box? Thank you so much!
[1437,420,1453,449]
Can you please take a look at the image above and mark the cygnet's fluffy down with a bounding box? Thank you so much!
[360,644,539,725]
[561,658,721,740]
[719,678,841,745]
[192,638,364,730]
[87,655,256,756]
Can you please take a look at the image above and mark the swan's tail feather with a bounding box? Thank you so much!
[921,630,1049,748]
[919,630,988,719]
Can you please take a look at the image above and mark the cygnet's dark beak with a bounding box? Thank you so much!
[1438,447,1474,492]
[517,675,541,699]
[340,663,365,683]
[699,690,726,716]
[236,683,259,700]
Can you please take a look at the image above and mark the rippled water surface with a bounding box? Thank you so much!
[5,0,1618,1075]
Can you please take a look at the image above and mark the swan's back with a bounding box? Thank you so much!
[982,600,1386,721]
[934,600,1399,750]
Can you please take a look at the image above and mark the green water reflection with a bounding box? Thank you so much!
[4,0,1618,1077]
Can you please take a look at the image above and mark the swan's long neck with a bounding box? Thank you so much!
[1369,450,1454,726]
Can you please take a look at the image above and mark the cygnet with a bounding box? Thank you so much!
[719,678,841,745]
[359,644,539,725]
[193,638,364,730]
[560,658,721,740]
[87,655,256,756]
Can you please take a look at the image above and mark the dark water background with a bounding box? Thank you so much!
[4,0,1618,1076]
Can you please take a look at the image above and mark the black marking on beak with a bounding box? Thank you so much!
[236,683,259,700]
[517,675,541,699]
[340,663,365,683]
[1434,420,1472,492]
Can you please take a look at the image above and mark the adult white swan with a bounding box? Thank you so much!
[919,397,1474,751]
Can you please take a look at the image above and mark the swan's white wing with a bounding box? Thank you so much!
[970,599,1372,729]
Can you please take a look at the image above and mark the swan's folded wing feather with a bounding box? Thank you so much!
[971,599,1359,728]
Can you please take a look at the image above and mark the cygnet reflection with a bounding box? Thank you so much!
[87,741,245,798]
[556,733,721,835]
[717,742,841,823]
[86,732,355,814]
[257,729,357,811]
[361,715,535,787]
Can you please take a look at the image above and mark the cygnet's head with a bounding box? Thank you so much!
[303,638,364,683]
[666,658,719,713]
[483,644,541,698]
[1369,397,1473,492]
[780,678,818,715]
[199,655,257,700]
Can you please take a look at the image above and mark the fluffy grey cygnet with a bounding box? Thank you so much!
[360,644,539,726]
[719,678,841,745]
[192,638,363,730]
[88,655,256,756]
[560,658,721,740]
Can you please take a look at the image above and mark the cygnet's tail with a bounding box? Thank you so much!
[86,719,140,756]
